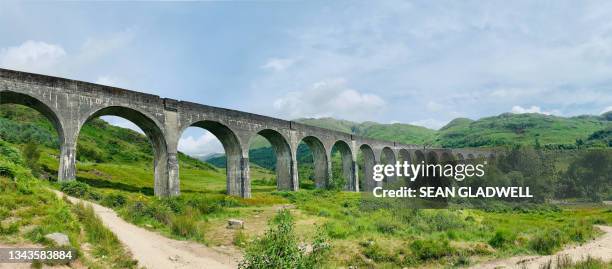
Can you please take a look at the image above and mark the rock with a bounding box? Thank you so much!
[227,219,244,229]
[44,232,70,247]
[169,255,180,262]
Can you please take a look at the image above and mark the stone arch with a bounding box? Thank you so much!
[398,149,411,164]
[80,106,169,196]
[414,150,426,165]
[249,129,294,191]
[180,120,244,197]
[440,152,454,164]
[467,153,475,159]
[380,147,397,185]
[427,151,439,164]
[330,140,355,191]
[398,149,412,181]
[298,136,328,189]
[0,90,70,180]
[359,144,377,191]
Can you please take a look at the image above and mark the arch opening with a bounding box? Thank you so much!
[398,149,411,181]
[0,98,62,180]
[248,129,294,191]
[296,136,327,190]
[330,140,354,191]
[380,147,397,185]
[178,121,243,196]
[0,91,64,143]
[76,106,168,196]
[358,144,376,191]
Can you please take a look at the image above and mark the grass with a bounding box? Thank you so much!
[2,104,611,268]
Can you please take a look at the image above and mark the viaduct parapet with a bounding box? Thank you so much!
[0,68,497,198]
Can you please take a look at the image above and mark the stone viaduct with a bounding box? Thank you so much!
[0,68,496,198]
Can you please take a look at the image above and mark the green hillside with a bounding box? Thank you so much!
[435,113,610,148]
[0,104,276,195]
[210,114,610,171]
[296,117,437,145]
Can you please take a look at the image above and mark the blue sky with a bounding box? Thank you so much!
[1,1,612,156]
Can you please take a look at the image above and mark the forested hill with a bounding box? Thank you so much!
[295,113,611,149]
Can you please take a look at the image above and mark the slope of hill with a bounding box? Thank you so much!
[295,117,437,144]
[0,104,275,194]
[435,113,610,148]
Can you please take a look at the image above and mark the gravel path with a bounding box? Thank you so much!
[53,190,239,269]
[471,225,612,269]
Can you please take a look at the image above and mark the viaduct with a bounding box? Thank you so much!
[0,68,496,198]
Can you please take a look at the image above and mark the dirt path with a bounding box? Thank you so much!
[53,190,240,269]
[471,225,612,269]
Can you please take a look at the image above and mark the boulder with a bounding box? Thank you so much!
[44,232,70,247]
[227,219,244,229]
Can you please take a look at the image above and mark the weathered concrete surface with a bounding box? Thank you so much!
[0,68,497,198]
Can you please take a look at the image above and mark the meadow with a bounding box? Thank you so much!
[1,104,611,268]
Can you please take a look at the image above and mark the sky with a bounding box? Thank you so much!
[1,1,612,157]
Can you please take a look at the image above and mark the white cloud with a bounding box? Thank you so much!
[178,132,224,157]
[409,118,447,130]
[0,41,66,72]
[99,116,144,134]
[273,78,385,121]
[511,105,561,116]
[261,57,296,71]
[601,106,612,114]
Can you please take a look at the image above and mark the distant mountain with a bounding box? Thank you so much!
[434,113,610,148]
[295,117,437,145]
[197,153,224,162]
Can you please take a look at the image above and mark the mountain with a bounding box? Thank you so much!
[434,113,610,148]
[198,153,224,162]
[295,117,437,145]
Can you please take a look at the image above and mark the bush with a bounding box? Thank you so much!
[324,221,350,239]
[488,229,515,249]
[410,238,455,261]
[169,212,203,240]
[60,181,91,198]
[375,218,401,234]
[0,164,15,179]
[529,229,563,255]
[239,209,330,269]
[362,243,399,263]
[101,193,127,208]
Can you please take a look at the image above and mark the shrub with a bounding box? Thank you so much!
[488,229,515,249]
[233,230,248,247]
[410,238,455,260]
[529,229,563,255]
[375,218,401,234]
[60,181,91,198]
[101,193,127,208]
[239,209,330,269]
[362,243,399,263]
[169,212,203,240]
[0,164,15,179]
[324,221,350,239]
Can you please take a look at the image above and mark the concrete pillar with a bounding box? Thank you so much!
[352,160,359,191]
[58,141,76,182]
[226,153,243,197]
[342,155,357,191]
[167,151,180,196]
[290,150,299,191]
[240,155,251,198]
[153,149,170,197]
